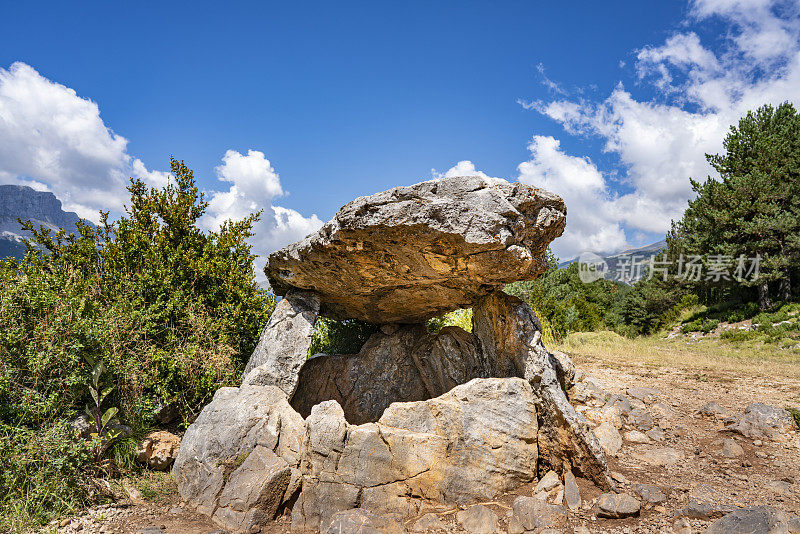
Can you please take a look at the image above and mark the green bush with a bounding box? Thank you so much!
[308,317,379,355]
[0,158,275,529]
[720,329,761,343]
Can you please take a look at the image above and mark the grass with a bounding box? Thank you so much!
[555,330,800,378]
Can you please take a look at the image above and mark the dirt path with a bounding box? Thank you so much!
[51,359,800,533]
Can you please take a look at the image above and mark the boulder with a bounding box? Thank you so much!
[705,506,790,534]
[726,403,795,441]
[290,324,489,424]
[241,290,320,396]
[172,384,304,527]
[136,431,181,471]
[698,401,728,418]
[291,378,539,531]
[632,483,666,504]
[265,176,566,324]
[593,422,622,457]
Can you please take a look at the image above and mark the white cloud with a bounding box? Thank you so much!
[518,136,627,259]
[0,62,322,284]
[431,160,495,180]
[0,62,166,220]
[525,0,800,254]
[203,149,323,283]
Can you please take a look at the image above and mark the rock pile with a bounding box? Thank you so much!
[172,176,611,532]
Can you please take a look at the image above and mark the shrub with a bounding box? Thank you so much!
[0,158,275,529]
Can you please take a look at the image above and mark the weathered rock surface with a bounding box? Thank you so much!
[291,378,539,531]
[456,505,499,534]
[471,292,611,488]
[596,493,641,518]
[322,509,407,534]
[172,385,304,530]
[726,403,795,441]
[705,506,790,534]
[291,324,489,424]
[563,470,581,511]
[241,290,320,396]
[509,496,568,533]
[632,483,666,503]
[265,176,566,323]
[136,431,180,471]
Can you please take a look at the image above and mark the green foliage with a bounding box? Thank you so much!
[670,101,800,308]
[786,407,800,431]
[309,317,380,355]
[506,255,622,341]
[426,308,473,334]
[0,157,275,529]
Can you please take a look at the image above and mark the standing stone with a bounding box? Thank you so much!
[265,176,566,324]
[472,292,612,489]
[241,290,320,396]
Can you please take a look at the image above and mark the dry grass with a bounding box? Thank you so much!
[556,330,800,379]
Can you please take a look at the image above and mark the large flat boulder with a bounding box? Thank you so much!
[265,176,565,323]
[291,378,539,531]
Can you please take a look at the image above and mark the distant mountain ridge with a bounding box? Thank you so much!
[559,239,668,283]
[0,185,88,259]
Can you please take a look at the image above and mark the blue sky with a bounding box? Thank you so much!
[2,0,799,269]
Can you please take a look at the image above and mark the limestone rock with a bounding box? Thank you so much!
[510,496,567,532]
[241,290,320,396]
[563,470,581,511]
[212,446,291,531]
[535,470,562,493]
[630,447,683,467]
[410,513,449,533]
[698,401,728,418]
[705,506,790,534]
[674,499,736,520]
[456,505,499,534]
[172,384,304,523]
[323,509,407,534]
[632,483,666,503]
[136,431,181,471]
[596,493,640,518]
[624,430,650,444]
[291,324,489,424]
[265,176,566,323]
[471,292,612,489]
[291,378,539,531]
[726,403,795,441]
[593,422,622,457]
[720,438,744,458]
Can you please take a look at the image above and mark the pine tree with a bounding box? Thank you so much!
[672,102,800,308]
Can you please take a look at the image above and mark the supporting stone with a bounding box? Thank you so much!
[472,292,613,489]
[172,384,304,529]
[290,324,490,424]
[241,289,320,396]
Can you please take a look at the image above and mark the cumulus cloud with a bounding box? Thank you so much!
[518,136,627,258]
[522,0,800,258]
[203,149,323,282]
[0,62,322,282]
[431,160,496,180]
[0,62,166,220]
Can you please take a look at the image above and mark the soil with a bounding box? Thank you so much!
[51,358,800,533]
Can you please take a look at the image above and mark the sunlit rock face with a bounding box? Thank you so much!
[265,175,566,324]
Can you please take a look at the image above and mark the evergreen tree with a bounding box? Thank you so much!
[671,102,800,308]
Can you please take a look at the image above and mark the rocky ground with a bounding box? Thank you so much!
[49,358,800,534]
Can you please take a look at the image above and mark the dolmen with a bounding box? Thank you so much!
[172,175,612,532]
